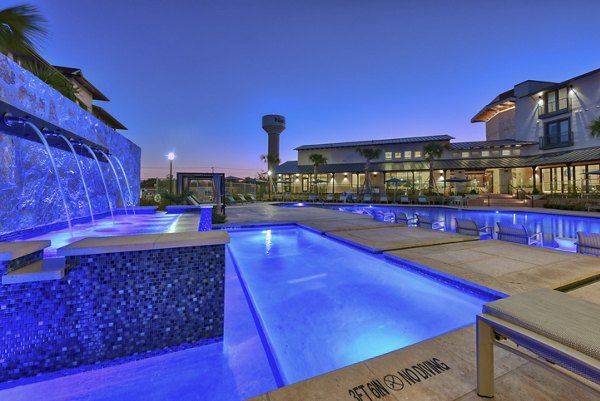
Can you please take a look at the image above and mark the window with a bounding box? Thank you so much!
[414,151,421,158]
[513,149,521,156]
[502,149,511,156]
[404,151,412,159]
[461,152,469,158]
[394,152,402,159]
[481,150,490,157]
[385,152,392,160]
[544,87,569,115]
[545,118,571,147]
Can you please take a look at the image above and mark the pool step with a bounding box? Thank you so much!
[1,256,65,285]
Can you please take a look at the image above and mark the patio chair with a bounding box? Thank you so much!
[477,288,600,397]
[307,193,317,202]
[325,193,334,202]
[496,222,542,246]
[283,193,292,202]
[187,195,201,206]
[247,194,257,202]
[454,218,492,237]
[225,194,237,205]
[415,214,443,230]
[372,210,396,223]
[417,195,430,205]
[576,231,600,255]
[379,193,389,203]
[237,194,248,203]
[362,193,372,203]
[448,196,465,207]
[396,212,417,226]
[400,195,411,204]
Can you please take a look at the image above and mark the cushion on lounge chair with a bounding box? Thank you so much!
[483,288,600,360]
[577,231,600,255]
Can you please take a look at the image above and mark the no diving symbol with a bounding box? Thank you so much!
[383,374,404,391]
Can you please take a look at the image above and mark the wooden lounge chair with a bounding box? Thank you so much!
[325,193,334,202]
[396,212,417,226]
[416,214,443,230]
[417,195,430,205]
[496,222,542,246]
[455,218,492,237]
[576,231,600,255]
[362,193,372,203]
[379,194,388,203]
[400,195,411,204]
[477,288,600,397]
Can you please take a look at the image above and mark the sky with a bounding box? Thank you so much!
[6,0,600,179]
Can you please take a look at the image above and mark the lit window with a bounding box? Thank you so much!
[461,152,469,158]
[394,152,402,159]
[544,118,571,147]
[502,149,511,156]
[491,150,500,156]
[544,87,569,115]
[452,153,460,158]
[404,151,412,159]
[513,149,521,155]
[385,152,392,160]
[414,151,421,158]
[481,150,490,157]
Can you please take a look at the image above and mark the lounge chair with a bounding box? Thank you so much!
[496,222,542,246]
[187,195,201,206]
[400,195,411,204]
[417,195,430,205]
[325,193,334,202]
[349,193,358,203]
[448,196,465,207]
[362,193,372,203]
[379,194,388,203]
[338,192,348,202]
[283,193,291,202]
[372,210,396,223]
[477,288,600,397]
[225,194,237,205]
[576,231,600,255]
[237,194,248,203]
[247,194,257,202]
[307,193,317,202]
[396,212,417,226]
[416,214,443,230]
[455,218,492,237]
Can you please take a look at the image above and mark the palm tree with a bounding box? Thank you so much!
[590,117,600,137]
[356,147,382,193]
[260,153,280,200]
[423,142,449,194]
[0,4,47,57]
[308,153,327,194]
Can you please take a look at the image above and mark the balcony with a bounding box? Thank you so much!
[539,135,573,150]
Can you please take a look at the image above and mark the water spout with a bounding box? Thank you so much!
[100,150,128,215]
[111,155,136,214]
[23,121,72,230]
[55,133,95,224]
[82,144,114,220]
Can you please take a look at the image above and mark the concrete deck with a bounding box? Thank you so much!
[234,204,600,401]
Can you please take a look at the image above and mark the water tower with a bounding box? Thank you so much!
[262,114,286,169]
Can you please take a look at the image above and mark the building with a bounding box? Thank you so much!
[273,68,600,197]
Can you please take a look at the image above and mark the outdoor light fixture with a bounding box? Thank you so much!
[267,170,272,201]
[167,152,175,194]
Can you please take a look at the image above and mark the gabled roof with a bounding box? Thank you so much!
[450,139,537,150]
[471,89,516,123]
[92,105,127,130]
[294,135,454,151]
[53,66,109,101]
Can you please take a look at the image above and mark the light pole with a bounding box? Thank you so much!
[167,152,175,194]
[267,170,272,201]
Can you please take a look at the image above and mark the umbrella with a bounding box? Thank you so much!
[385,177,403,203]
[311,178,327,195]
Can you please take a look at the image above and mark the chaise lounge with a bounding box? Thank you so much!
[477,288,600,397]
[416,214,443,230]
[496,222,542,246]
[576,231,600,255]
[455,218,492,238]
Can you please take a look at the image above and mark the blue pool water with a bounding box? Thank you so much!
[227,226,501,385]
[318,204,600,247]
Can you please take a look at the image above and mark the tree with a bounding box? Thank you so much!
[260,153,280,200]
[308,153,327,194]
[0,4,47,57]
[423,142,449,194]
[356,147,382,192]
[590,117,600,137]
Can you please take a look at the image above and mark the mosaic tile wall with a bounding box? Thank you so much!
[0,244,225,382]
[1,250,44,275]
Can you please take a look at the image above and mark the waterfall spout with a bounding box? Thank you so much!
[112,155,136,214]
[100,151,128,215]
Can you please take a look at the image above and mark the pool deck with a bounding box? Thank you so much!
[221,203,600,401]
[2,203,599,401]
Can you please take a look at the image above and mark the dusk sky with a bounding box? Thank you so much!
[8,0,600,179]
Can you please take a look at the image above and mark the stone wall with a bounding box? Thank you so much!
[0,53,141,236]
[0,244,225,382]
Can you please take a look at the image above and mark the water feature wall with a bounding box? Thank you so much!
[0,53,140,237]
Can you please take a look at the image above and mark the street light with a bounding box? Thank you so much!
[167,152,175,194]
[267,170,272,201]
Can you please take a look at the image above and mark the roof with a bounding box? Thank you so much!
[471,89,516,123]
[450,139,537,150]
[519,68,600,97]
[294,135,454,151]
[53,66,109,101]
[527,147,600,166]
[92,105,127,130]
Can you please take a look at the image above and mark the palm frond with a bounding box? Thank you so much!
[0,4,47,56]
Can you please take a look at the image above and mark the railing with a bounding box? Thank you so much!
[538,135,574,150]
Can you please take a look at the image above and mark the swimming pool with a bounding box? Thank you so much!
[317,204,600,248]
[227,226,502,385]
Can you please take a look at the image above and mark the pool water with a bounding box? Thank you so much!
[228,226,500,385]
[323,205,600,248]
